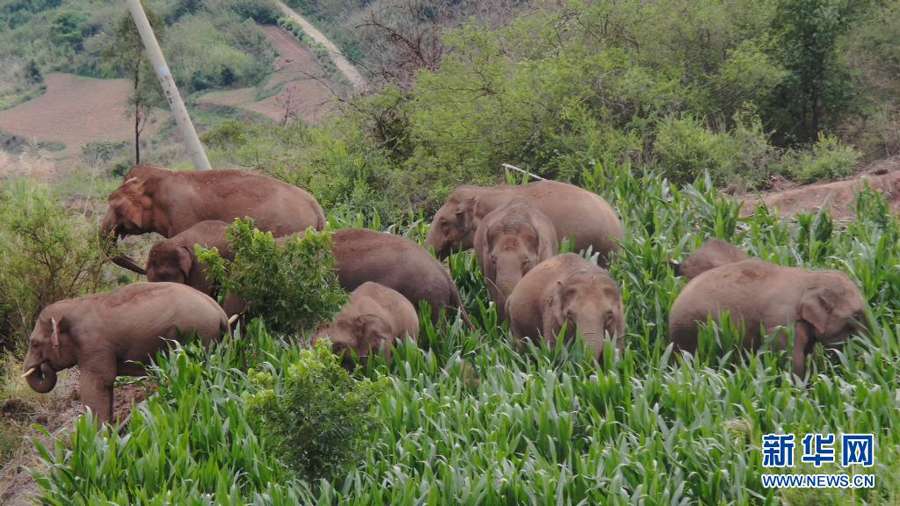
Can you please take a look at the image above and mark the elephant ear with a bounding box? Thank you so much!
[178,246,194,279]
[799,287,835,336]
[49,316,70,349]
[543,281,564,339]
[356,314,392,348]
[456,198,478,232]
[112,178,147,228]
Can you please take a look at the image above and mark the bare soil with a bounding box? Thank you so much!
[0,370,148,506]
[741,156,900,220]
[0,73,168,158]
[199,25,336,123]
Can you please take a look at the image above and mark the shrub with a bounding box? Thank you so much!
[246,340,388,482]
[197,218,347,335]
[782,133,861,183]
[0,179,109,353]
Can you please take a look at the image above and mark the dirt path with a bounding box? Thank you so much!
[275,0,367,93]
[200,25,335,123]
[741,157,900,220]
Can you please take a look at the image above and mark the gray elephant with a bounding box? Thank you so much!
[101,165,324,274]
[145,220,244,317]
[668,259,868,377]
[506,253,625,360]
[312,282,419,368]
[474,197,558,320]
[671,238,747,279]
[22,283,228,423]
[425,181,622,266]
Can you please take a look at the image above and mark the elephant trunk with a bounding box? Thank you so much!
[99,209,147,275]
[493,266,523,318]
[25,362,57,394]
[425,226,447,259]
[575,316,606,360]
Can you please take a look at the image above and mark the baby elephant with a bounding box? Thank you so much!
[475,197,558,320]
[671,238,747,279]
[312,282,419,368]
[22,283,229,423]
[145,220,244,317]
[668,259,868,377]
[507,253,625,360]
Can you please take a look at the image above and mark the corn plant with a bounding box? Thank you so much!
[31,163,900,505]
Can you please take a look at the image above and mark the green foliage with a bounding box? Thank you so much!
[30,164,900,504]
[197,218,346,335]
[780,132,861,183]
[767,0,864,143]
[247,340,388,482]
[0,179,109,352]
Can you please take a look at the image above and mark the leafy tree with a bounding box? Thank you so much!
[768,0,867,143]
[106,10,164,165]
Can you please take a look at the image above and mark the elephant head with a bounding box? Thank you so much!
[146,242,194,285]
[426,190,482,259]
[99,177,155,275]
[22,315,78,394]
[798,271,868,348]
[544,270,625,360]
[313,314,396,368]
[484,215,545,314]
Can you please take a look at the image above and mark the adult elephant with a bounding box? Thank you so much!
[281,228,474,329]
[22,283,228,423]
[425,181,623,266]
[669,259,869,377]
[100,165,325,274]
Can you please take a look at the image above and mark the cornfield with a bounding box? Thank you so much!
[31,164,900,505]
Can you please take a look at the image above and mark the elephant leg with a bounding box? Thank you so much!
[791,322,812,379]
[79,370,115,424]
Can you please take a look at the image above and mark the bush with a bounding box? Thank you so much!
[247,340,388,481]
[782,133,861,183]
[197,218,347,335]
[0,179,109,353]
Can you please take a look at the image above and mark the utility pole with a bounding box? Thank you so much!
[125,0,211,170]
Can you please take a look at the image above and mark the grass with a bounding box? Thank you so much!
[23,163,900,505]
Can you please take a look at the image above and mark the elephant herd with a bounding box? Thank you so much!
[22,165,870,423]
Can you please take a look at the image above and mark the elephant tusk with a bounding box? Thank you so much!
[22,367,37,378]
[228,313,240,325]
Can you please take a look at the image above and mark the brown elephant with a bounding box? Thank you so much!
[277,228,474,329]
[506,253,625,360]
[474,197,558,320]
[425,181,622,265]
[100,165,325,274]
[671,239,748,279]
[144,220,245,317]
[312,282,419,368]
[22,282,228,423]
[668,259,868,377]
